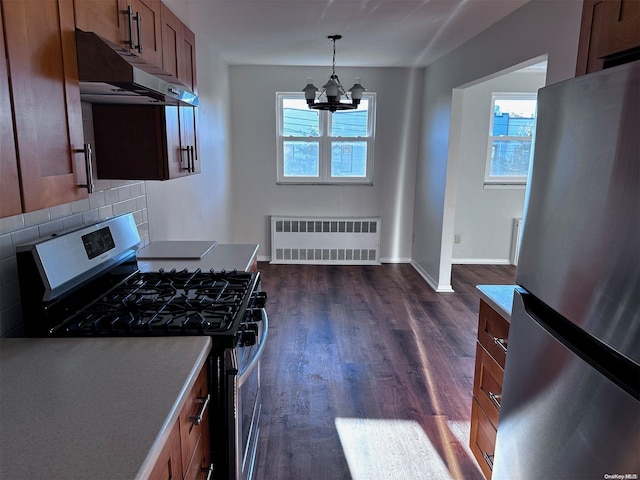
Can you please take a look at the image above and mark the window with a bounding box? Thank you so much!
[485,93,537,185]
[276,92,376,184]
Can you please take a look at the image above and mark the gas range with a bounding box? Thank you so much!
[16,213,268,480]
[59,268,266,342]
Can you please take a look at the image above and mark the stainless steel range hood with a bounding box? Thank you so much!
[75,31,198,107]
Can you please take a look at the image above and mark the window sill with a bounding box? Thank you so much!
[483,183,526,190]
[276,181,374,186]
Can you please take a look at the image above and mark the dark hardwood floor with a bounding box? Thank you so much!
[254,263,516,480]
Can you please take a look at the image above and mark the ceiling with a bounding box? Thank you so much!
[181,0,533,68]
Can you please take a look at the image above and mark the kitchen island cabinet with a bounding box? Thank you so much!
[1,0,89,217]
[0,336,211,480]
[469,285,515,479]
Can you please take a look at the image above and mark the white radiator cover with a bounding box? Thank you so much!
[270,216,381,265]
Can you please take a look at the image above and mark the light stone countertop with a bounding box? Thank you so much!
[0,336,211,480]
[476,284,518,321]
[137,243,259,272]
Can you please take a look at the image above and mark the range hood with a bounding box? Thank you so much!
[75,31,198,107]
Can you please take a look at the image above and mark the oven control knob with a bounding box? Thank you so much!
[253,292,267,308]
[249,308,263,321]
[241,331,256,346]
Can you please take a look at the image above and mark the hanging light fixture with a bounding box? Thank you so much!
[303,35,366,113]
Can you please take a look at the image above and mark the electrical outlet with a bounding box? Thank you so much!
[454,234,461,244]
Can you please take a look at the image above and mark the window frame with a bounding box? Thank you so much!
[276,92,376,185]
[484,92,537,187]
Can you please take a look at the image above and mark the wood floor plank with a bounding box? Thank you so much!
[254,263,515,480]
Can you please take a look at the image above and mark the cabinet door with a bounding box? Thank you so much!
[161,2,183,81]
[0,2,22,218]
[148,419,183,480]
[74,0,127,47]
[3,0,88,213]
[598,0,640,58]
[576,0,606,75]
[131,0,163,67]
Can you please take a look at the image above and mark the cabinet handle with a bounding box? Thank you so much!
[482,452,494,470]
[488,391,502,411]
[77,143,95,194]
[181,147,190,171]
[124,6,135,48]
[493,336,507,353]
[134,12,142,53]
[189,393,210,426]
[189,145,195,172]
[201,463,214,480]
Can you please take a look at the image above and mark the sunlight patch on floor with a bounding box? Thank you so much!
[335,417,451,479]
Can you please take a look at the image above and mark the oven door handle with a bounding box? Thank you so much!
[238,308,268,383]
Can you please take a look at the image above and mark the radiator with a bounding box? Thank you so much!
[270,216,381,265]
[511,218,523,266]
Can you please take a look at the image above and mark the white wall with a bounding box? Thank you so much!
[145,33,235,243]
[411,0,583,291]
[228,65,423,262]
[452,70,546,264]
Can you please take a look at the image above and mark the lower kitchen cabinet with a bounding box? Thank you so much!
[470,297,511,479]
[92,104,198,180]
[150,363,211,480]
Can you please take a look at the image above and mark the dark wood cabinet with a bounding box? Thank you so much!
[0,2,21,218]
[149,364,210,480]
[92,104,199,180]
[1,0,88,217]
[74,0,163,68]
[577,0,640,76]
[470,299,510,480]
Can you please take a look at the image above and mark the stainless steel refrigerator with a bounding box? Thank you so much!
[492,61,640,478]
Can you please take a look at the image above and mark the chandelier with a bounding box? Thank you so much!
[303,35,366,113]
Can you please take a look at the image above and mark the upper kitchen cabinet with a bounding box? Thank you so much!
[74,0,163,69]
[1,0,89,217]
[160,3,197,91]
[576,0,640,75]
[0,3,21,218]
[92,104,199,180]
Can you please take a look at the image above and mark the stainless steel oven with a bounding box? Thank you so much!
[226,307,267,480]
[15,213,268,480]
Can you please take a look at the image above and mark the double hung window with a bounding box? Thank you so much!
[485,93,537,185]
[276,92,376,184]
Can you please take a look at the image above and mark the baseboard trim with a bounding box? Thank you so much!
[452,258,512,265]
[410,261,454,293]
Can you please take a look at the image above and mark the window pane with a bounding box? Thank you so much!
[490,140,531,176]
[331,141,367,177]
[492,98,536,136]
[331,99,369,137]
[283,98,319,137]
[283,141,319,176]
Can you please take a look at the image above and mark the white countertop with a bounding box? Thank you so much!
[137,243,259,272]
[0,337,211,480]
[476,284,518,321]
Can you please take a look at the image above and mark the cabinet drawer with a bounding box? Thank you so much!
[470,398,496,480]
[179,365,210,477]
[477,300,509,369]
[473,344,504,428]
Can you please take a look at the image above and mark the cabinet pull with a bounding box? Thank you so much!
[488,391,502,411]
[201,463,214,480]
[493,336,507,353]
[77,143,95,194]
[189,393,210,426]
[134,12,142,53]
[189,146,195,172]
[482,452,494,470]
[181,147,191,171]
[124,6,135,48]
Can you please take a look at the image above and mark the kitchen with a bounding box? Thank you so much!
[1,0,639,479]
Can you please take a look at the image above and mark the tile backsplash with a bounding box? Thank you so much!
[0,102,150,337]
